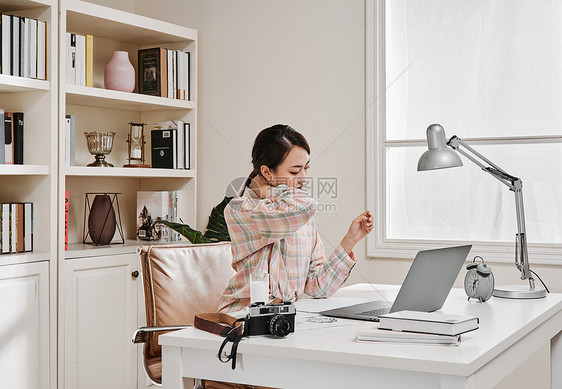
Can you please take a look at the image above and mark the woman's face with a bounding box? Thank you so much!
[264,146,310,189]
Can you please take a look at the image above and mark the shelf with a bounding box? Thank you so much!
[0,164,50,175]
[65,0,197,44]
[65,166,195,178]
[0,75,50,93]
[66,85,195,111]
[0,251,50,267]
[0,0,55,12]
[65,239,190,259]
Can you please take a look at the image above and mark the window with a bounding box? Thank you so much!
[366,0,562,262]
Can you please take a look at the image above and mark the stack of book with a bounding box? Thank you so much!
[0,202,33,254]
[1,110,24,164]
[65,33,94,87]
[138,47,191,100]
[1,14,47,80]
[356,311,479,345]
[136,191,182,242]
[151,120,191,170]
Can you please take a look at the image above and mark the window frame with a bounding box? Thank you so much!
[365,0,562,264]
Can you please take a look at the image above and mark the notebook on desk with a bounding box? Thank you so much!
[320,245,472,322]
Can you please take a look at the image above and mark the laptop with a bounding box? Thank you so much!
[320,245,472,321]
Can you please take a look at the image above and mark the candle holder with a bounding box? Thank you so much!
[124,122,150,168]
[85,131,115,167]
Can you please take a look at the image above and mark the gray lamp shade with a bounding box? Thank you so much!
[417,124,463,171]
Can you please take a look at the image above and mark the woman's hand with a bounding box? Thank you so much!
[340,211,374,255]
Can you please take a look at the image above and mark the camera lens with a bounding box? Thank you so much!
[268,315,291,337]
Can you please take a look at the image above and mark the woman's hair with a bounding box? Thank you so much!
[241,124,310,195]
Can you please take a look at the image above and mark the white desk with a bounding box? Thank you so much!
[160,284,562,389]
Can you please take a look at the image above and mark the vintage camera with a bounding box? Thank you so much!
[245,302,296,338]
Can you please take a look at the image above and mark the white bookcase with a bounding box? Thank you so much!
[0,0,57,388]
[57,1,198,387]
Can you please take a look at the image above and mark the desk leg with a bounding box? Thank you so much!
[162,346,189,389]
[552,330,562,389]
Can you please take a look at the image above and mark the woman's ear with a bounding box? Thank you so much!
[260,165,272,181]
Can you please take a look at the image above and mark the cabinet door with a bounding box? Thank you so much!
[64,253,139,389]
[0,261,49,389]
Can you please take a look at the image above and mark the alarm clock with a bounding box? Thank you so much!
[464,256,495,302]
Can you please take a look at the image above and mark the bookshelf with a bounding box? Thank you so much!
[0,0,57,388]
[58,1,198,387]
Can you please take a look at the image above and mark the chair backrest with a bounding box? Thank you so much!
[138,242,235,384]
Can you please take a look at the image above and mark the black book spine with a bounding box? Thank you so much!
[13,112,23,164]
[151,129,175,169]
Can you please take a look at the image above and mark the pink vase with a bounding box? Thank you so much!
[104,51,135,92]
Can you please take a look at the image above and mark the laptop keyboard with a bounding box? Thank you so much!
[355,307,391,317]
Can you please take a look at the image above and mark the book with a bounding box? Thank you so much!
[154,120,185,169]
[186,51,191,100]
[185,122,191,169]
[65,114,75,165]
[10,203,16,253]
[29,18,37,79]
[138,47,167,97]
[4,112,13,164]
[85,34,93,87]
[356,328,460,345]
[136,191,181,241]
[1,14,11,75]
[65,191,69,250]
[0,108,4,163]
[20,17,28,78]
[75,33,85,86]
[24,202,32,252]
[11,15,19,77]
[151,128,177,169]
[1,203,9,253]
[12,112,23,164]
[16,203,24,252]
[378,310,479,336]
[37,20,46,80]
[66,32,76,85]
[167,49,173,99]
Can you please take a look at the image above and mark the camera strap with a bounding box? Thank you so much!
[194,313,247,370]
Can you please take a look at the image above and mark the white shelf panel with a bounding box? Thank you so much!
[0,0,55,12]
[0,75,50,93]
[65,0,197,44]
[66,85,195,111]
[0,164,50,175]
[0,251,50,266]
[65,239,190,259]
[65,166,196,178]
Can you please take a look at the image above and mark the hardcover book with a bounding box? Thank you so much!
[138,47,167,97]
[24,202,32,252]
[1,203,9,253]
[136,191,181,242]
[0,108,4,163]
[378,310,479,336]
[12,112,23,164]
[1,14,11,75]
[4,112,13,164]
[151,128,177,169]
[16,203,24,252]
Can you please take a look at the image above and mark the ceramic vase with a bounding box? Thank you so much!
[104,51,135,92]
[88,194,117,245]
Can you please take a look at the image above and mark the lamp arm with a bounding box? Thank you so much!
[448,136,533,283]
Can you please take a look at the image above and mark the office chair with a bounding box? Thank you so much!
[133,242,235,387]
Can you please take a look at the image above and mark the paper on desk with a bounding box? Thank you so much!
[294,297,370,313]
[295,313,357,331]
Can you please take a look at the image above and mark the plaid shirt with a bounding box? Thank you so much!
[218,185,356,313]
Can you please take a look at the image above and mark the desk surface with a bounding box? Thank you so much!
[160,284,562,387]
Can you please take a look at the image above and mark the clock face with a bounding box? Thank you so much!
[464,270,480,298]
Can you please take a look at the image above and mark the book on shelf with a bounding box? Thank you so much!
[154,120,191,169]
[29,18,37,79]
[151,127,177,169]
[4,112,12,164]
[75,33,85,86]
[13,112,23,164]
[0,202,33,254]
[85,34,93,87]
[138,47,167,97]
[0,108,4,164]
[11,15,19,77]
[65,191,69,251]
[66,32,76,85]
[37,20,46,80]
[378,310,479,337]
[64,114,76,165]
[136,191,182,242]
[1,14,11,75]
[356,327,460,345]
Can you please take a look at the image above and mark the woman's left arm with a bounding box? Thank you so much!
[304,211,374,298]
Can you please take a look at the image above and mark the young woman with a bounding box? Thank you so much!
[218,124,373,313]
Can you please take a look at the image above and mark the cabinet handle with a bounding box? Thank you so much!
[131,271,139,280]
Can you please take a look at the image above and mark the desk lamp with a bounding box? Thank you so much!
[417,124,546,299]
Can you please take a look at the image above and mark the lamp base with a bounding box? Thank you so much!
[493,284,546,299]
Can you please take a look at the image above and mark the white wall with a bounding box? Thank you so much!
[130,1,554,387]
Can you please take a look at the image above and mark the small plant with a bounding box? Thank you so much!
[156,196,233,243]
